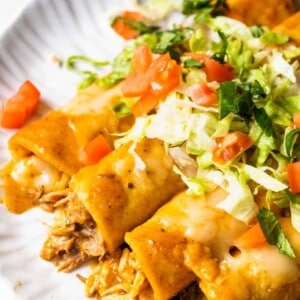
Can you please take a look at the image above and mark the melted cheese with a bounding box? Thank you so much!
[223,245,300,297]
[10,156,63,194]
[156,192,248,259]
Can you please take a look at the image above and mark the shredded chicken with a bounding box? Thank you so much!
[85,247,206,300]
[86,248,153,300]
[40,193,104,272]
[38,188,71,212]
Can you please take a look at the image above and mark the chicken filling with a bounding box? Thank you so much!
[40,192,104,272]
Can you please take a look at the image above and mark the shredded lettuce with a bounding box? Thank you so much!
[133,0,181,22]
[96,9,300,240]
[144,97,193,144]
[238,163,287,192]
[268,51,296,83]
[97,45,134,88]
[260,31,289,45]
[217,171,258,223]
[186,113,217,154]
[290,202,300,233]
[189,28,206,52]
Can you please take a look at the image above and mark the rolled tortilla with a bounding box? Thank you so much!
[273,11,300,45]
[226,0,295,28]
[125,191,248,300]
[2,84,128,213]
[126,191,300,300]
[69,138,186,253]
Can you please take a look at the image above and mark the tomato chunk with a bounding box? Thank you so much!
[121,72,151,97]
[293,112,300,128]
[81,134,112,166]
[122,46,181,116]
[184,52,235,83]
[112,11,142,40]
[212,131,253,164]
[287,161,300,193]
[203,58,235,83]
[0,101,27,129]
[0,80,40,129]
[234,222,267,249]
[188,83,218,107]
[132,45,153,73]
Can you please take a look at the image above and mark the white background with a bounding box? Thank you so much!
[0,0,31,35]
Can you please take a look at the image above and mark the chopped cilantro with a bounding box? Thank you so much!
[153,28,190,59]
[285,128,300,160]
[250,25,265,38]
[113,17,160,35]
[218,80,275,137]
[257,208,296,258]
[287,190,300,205]
[212,30,228,64]
[253,107,276,138]
[112,102,132,118]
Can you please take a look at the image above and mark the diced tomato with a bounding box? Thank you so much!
[121,71,151,97]
[188,82,218,107]
[0,101,27,129]
[132,45,153,73]
[81,134,112,166]
[203,58,235,83]
[0,80,41,129]
[112,11,142,40]
[18,80,41,116]
[184,52,235,83]
[287,161,300,193]
[147,53,181,97]
[122,48,181,117]
[212,131,253,164]
[293,112,300,128]
[234,222,267,249]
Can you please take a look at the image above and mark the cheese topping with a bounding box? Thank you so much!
[11,156,63,193]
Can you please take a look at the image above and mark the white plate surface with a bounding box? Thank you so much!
[0,0,134,299]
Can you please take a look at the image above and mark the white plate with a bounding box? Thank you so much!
[0,0,135,299]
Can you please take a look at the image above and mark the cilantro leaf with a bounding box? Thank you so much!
[117,17,159,35]
[285,128,300,160]
[253,107,276,138]
[112,102,132,118]
[218,81,253,121]
[153,28,190,59]
[250,25,265,38]
[212,31,228,63]
[257,208,296,258]
[218,80,274,137]
[286,190,300,205]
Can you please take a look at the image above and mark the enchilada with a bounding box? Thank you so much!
[40,138,185,271]
[2,0,300,299]
[1,83,129,213]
